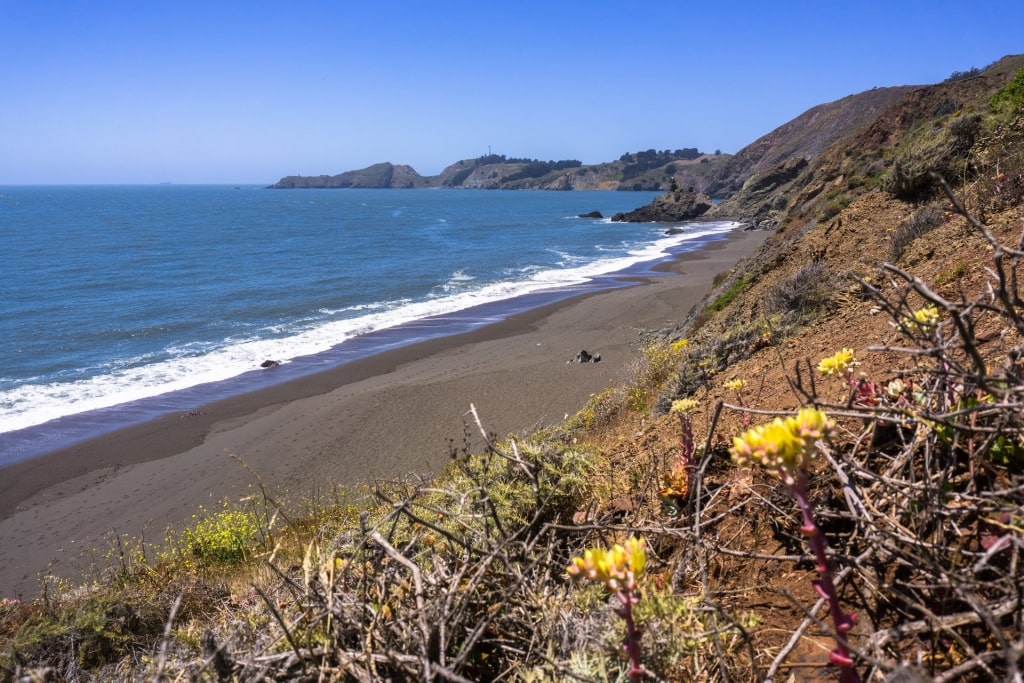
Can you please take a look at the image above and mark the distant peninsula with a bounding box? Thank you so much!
[269,149,730,193]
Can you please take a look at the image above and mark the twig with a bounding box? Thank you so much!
[370,530,437,676]
[152,593,182,681]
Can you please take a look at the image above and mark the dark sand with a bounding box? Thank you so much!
[0,229,767,598]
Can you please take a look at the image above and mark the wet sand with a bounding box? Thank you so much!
[0,228,767,599]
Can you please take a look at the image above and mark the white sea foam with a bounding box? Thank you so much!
[0,221,740,434]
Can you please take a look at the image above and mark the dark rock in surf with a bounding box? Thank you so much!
[611,186,712,223]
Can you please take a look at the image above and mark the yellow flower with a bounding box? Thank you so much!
[904,304,940,333]
[788,406,833,440]
[913,305,939,325]
[671,398,699,414]
[659,468,689,502]
[817,348,856,377]
[724,378,747,391]
[567,536,646,593]
[730,408,833,483]
[670,338,690,352]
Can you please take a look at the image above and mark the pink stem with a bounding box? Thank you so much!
[789,477,860,683]
[616,590,644,682]
[679,414,694,461]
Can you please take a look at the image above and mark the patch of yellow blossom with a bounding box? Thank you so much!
[724,378,747,391]
[817,348,857,377]
[671,398,699,414]
[730,407,834,483]
[905,304,940,333]
[567,536,646,594]
[659,469,689,504]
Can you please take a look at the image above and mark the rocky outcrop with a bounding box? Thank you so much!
[270,163,430,189]
[709,157,808,227]
[610,187,712,223]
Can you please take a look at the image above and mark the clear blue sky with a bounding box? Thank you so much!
[1,1,1020,184]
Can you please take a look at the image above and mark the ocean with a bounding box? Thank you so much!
[0,186,737,464]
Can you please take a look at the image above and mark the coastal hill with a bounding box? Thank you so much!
[702,53,1024,228]
[612,54,1024,229]
[702,85,916,198]
[5,55,1024,680]
[269,148,732,193]
[270,85,922,200]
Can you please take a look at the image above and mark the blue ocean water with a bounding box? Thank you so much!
[0,186,737,463]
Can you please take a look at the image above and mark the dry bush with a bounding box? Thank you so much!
[664,184,1024,682]
[966,114,1024,219]
[765,259,835,319]
[655,314,775,415]
[887,204,947,263]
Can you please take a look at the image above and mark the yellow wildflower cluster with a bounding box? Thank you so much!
[659,469,689,504]
[671,398,699,414]
[817,348,857,377]
[567,536,646,594]
[905,304,940,333]
[724,378,747,391]
[670,338,690,353]
[178,503,261,568]
[730,408,834,483]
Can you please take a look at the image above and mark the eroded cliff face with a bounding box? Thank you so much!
[704,86,915,199]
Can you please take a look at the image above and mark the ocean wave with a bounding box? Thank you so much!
[0,221,739,435]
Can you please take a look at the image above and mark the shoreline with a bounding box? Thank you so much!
[0,223,735,467]
[0,228,768,599]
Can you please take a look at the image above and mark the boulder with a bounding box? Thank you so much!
[568,350,602,363]
[577,211,604,219]
[611,187,712,223]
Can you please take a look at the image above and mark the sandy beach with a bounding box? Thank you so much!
[0,228,767,599]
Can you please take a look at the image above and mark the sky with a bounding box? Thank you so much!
[1,1,1021,184]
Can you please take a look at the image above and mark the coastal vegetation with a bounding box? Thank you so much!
[3,55,1024,681]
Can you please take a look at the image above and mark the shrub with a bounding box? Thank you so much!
[989,67,1024,117]
[565,387,621,432]
[707,274,751,312]
[4,590,176,675]
[175,502,263,569]
[655,315,777,414]
[934,259,967,284]
[819,193,852,221]
[887,204,946,262]
[765,260,834,318]
[883,113,986,201]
